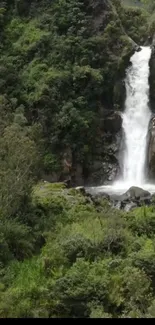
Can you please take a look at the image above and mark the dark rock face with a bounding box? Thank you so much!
[148,116,155,180]
[84,110,122,186]
[146,36,155,180]
[89,0,113,33]
[149,44,155,113]
[103,111,122,133]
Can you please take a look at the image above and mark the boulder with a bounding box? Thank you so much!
[110,186,151,211]
[123,186,151,202]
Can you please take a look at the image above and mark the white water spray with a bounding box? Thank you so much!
[121,46,152,186]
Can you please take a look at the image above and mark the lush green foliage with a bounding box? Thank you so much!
[0,0,153,318]
[0,182,155,318]
[0,0,149,178]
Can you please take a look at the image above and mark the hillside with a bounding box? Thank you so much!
[0,182,155,318]
[0,0,155,319]
[0,0,150,187]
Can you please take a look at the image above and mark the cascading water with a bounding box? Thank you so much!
[89,46,155,195]
[121,46,152,186]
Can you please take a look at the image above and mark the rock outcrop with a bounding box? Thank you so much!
[84,185,152,211]
[148,116,155,180]
[84,110,122,186]
[111,186,151,211]
[149,39,155,112]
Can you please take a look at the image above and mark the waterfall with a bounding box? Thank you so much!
[121,46,152,186]
[88,46,155,195]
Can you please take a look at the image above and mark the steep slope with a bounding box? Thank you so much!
[0,0,149,186]
[0,1,155,319]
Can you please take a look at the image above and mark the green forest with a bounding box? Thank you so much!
[0,0,155,318]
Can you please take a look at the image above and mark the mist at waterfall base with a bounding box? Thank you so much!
[89,46,155,196]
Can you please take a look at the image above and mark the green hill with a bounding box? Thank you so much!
[0,0,154,318]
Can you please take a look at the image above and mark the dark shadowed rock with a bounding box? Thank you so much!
[64,179,72,188]
[104,112,122,134]
[135,45,141,52]
[148,116,155,180]
[111,197,139,211]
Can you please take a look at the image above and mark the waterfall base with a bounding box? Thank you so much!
[86,182,155,196]
[85,183,155,212]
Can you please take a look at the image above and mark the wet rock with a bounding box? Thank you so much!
[114,201,122,210]
[107,165,119,182]
[85,160,119,187]
[123,186,151,202]
[148,116,155,180]
[144,35,152,47]
[149,45,155,117]
[111,194,129,210]
[135,45,141,52]
[151,33,155,51]
[110,186,151,211]
[104,112,122,133]
[124,202,137,212]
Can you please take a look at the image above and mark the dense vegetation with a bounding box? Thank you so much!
[0,0,155,318]
[0,0,151,183]
[1,182,155,318]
